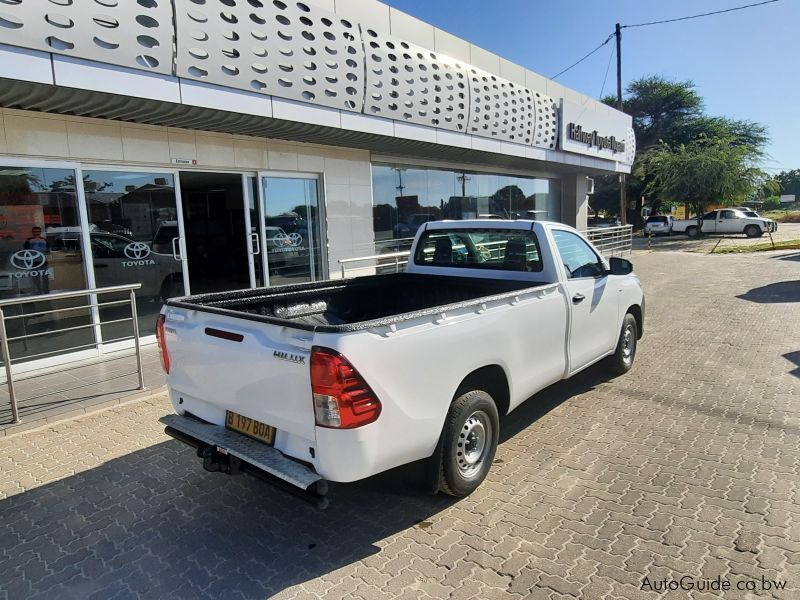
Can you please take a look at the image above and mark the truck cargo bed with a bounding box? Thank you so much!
[166,273,546,332]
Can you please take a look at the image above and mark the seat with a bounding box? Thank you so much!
[432,237,453,264]
[503,239,529,271]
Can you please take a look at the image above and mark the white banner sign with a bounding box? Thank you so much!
[560,99,635,165]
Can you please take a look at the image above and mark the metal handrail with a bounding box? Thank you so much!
[0,283,144,424]
[338,225,634,278]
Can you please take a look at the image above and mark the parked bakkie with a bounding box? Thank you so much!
[157,220,645,506]
[672,208,777,238]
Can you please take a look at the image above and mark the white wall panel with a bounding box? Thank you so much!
[0,0,173,74]
[174,0,365,112]
[466,66,535,145]
[363,28,469,132]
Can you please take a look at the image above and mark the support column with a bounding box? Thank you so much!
[561,174,591,230]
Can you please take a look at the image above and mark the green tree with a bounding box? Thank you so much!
[776,169,800,197]
[637,135,768,231]
[594,76,769,225]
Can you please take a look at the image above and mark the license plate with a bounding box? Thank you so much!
[225,411,276,445]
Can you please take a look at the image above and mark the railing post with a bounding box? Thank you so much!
[341,262,346,279]
[0,307,19,423]
[129,290,145,391]
[395,256,399,273]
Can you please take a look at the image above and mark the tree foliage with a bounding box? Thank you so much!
[594,76,770,223]
[776,169,800,196]
[637,136,767,216]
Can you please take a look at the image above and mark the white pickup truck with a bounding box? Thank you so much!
[157,220,644,506]
[672,208,777,238]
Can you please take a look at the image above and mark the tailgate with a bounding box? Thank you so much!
[162,306,316,441]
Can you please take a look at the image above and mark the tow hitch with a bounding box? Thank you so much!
[200,445,243,475]
[162,419,329,509]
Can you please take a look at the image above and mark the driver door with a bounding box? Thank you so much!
[551,229,620,371]
[716,209,740,233]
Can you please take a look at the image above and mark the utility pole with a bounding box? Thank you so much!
[615,22,627,226]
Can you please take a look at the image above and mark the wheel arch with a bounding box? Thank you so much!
[626,304,644,339]
[454,365,510,417]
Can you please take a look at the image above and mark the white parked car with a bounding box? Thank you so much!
[157,220,645,506]
[643,215,674,236]
[672,209,777,238]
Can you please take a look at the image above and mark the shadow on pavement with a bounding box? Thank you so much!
[773,252,800,262]
[501,361,613,443]
[0,364,617,600]
[736,281,800,303]
[784,351,800,378]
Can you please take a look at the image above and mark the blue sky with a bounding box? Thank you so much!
[382,0,799,173]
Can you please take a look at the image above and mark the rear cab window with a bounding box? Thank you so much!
[413,228,543,272]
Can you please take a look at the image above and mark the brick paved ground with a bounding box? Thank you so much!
[1,249,799,600]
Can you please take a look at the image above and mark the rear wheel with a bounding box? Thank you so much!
[744,225,761,238]
[686,226,699,238]
[437,390,499,497]
[609,313,638,375]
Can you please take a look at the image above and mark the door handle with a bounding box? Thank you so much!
[572,293,585,304]
[171,237,182,261]
[250,232,261,255]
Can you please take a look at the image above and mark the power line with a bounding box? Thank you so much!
[550,0,780,81]
[598,41,615,99]
[551,33,613,80]
[622,0,779,29]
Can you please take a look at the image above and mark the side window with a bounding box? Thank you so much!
[720,210,736,220]
[702,212,717,220]
[552,230,604,279]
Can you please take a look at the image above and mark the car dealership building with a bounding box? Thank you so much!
[0,0,634,365]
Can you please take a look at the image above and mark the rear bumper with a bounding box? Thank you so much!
[160,414,328,504]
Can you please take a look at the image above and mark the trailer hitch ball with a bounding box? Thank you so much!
[199,445,242,475]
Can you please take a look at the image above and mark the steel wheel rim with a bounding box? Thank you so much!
[622,325,635,361]
[457,410,492,479]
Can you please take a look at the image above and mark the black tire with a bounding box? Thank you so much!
[686,226,699,238]
[744,225,761,238]
[609,313,638,375]
[437,390,499,497]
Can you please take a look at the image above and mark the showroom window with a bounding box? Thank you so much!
[371,164,561,253]
[83,170,185,340]
[0,165,92,362]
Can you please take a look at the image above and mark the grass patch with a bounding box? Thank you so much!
[713,239,800,254]
[762,210,800,223]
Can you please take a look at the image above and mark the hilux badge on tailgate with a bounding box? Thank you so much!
[273,350,305,365]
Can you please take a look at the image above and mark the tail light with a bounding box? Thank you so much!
[156,314,170,374]
[310,346,381,428]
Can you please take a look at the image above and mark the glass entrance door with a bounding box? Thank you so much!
[179,171,251,295]
[260,175,324,286]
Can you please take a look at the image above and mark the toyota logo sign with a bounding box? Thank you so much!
[10,249,46,270]
[124,242,151,260]
[287,233,302,246]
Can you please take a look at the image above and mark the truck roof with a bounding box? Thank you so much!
[424,219,545,231]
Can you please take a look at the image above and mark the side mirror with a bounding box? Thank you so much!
[608,257,633,275]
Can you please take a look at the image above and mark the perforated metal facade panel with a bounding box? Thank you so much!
[0,0,174,75]
[465,67,535,145]
[362,28,468,132]
[624,126,636,165]
[174,0,365,112]
[532,91,559,150]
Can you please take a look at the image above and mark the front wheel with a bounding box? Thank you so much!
[437,390,499,497]
[744,225,761,238]
[609,313,638,375]
[686,226,699,238]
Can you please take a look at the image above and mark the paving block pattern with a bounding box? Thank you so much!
[0,249,799,599]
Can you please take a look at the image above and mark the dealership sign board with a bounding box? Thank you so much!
[560,99,635,165]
